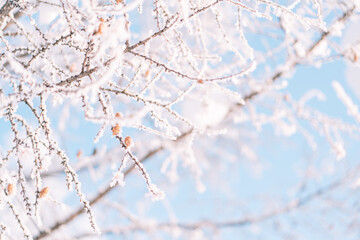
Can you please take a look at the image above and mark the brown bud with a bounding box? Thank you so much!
[112,124,121,135]
[7,184,14,195]
[69,63,76,73]
[39,187,49,198]
[124,136,133,148]
[283,94,290,101]
[94,18,105,35]
[197,79,204,84]
[76,150,82,159]
[145,70,150,78]
[115,112,123,118]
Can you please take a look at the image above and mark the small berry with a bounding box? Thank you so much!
[115,112,123,118]
[197,79,204,84]
[39,187,49,198]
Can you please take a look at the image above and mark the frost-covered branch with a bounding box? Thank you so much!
[1,0,360,239]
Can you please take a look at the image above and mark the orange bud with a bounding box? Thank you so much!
[7,184,14,195]
[197,79,204,84]
[98,24,104,35]
[115,112,123,118]
[116,0,122,4]
[94,18,105,35]
[77,150,82,159]
[69,63,76,73]
[112,124,121,135]
[39,187,49,198]
[145,70,150,78]
[124,136,133,148]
